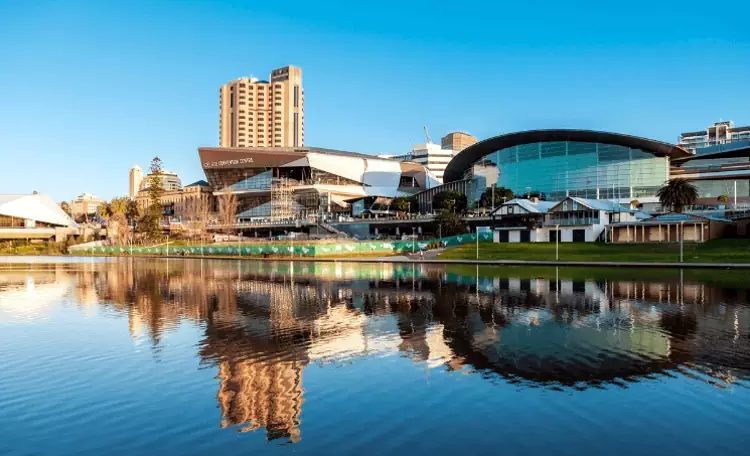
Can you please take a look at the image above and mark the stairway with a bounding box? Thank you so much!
[318,222,347,237]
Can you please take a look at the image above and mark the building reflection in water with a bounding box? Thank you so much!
[3,258,749,443]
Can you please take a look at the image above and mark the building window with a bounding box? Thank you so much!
[294,85,299,107]
[293,112,299,146]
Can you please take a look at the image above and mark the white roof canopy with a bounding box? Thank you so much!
[0,194,78,228]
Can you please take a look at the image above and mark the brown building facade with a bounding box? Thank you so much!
[219,66,304,148]
[440,131,477,152]
[135,180,214,220]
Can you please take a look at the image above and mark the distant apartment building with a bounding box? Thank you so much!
[407,143,456,182]
[128,165,143,199]
[139,170,182,192]
[378,132,478,183]
[219,65,304,148]
[679,120,750,153]
[70,193,105,217]
[441,132,477,152]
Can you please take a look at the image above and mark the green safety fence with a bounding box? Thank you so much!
[77,231,493,257]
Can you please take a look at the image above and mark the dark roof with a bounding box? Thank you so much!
[733,126,750,133]
[443,129,691,183]
[198,146,395,161]
[671,142,750,163]
[680,131,706,137]
[185,180,210,188]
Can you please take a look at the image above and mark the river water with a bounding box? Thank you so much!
[1,257,749,455]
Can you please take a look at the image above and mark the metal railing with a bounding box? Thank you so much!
[546,217,601,226]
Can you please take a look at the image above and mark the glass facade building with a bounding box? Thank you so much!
[480,141,669,200]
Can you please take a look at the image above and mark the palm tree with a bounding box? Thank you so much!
[657,179,698,213]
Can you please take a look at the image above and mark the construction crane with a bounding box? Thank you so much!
[423,126,432,144]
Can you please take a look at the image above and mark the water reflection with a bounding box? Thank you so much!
[1,258,749,444]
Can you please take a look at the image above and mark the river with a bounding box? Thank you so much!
[1,257,749,455]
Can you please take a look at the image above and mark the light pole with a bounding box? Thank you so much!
[412,226,415,254]
[476,226,480,260]
[491,186,495,213]
[680,221,684,263]
[555,224,559,261]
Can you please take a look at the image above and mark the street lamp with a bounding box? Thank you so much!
[555,224,559,261]
[412,226,416,254]
[680,221,684,263]
[475,225,479,260]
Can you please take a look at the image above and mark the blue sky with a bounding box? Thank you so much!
[0,0,748,202]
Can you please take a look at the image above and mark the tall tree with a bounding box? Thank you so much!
[657,179,698,213]
[390,196,417,214]
[184,194,211,240]
[432,190,467,214]
[141,156,166,241]
[108,213,130,246]
[147,157,165,214]
[435,210,468,236]
[59,201,72,216]
[110,197,129,215]
[126,199,141,223]
[479,187,513,210]
[97,202,111,220]
[218,192,238,233]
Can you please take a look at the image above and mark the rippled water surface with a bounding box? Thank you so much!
[1,257,750,455]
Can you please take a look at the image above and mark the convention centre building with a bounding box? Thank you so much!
[199,146,441,221]
[438,129,750,209]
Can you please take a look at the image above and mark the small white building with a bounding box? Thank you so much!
[492,197,645,243]
[491,198,556,242]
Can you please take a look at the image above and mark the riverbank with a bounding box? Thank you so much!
[20,252,750,270]
[437,239,750,264]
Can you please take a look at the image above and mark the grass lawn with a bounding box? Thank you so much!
[438,239,750,263]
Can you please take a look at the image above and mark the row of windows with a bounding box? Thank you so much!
[493,142,655,164]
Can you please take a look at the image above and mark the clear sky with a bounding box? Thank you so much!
[1,0,748,202]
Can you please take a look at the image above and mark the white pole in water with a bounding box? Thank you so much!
[556,224,559,261]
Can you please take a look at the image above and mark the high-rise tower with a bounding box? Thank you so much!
[129,165,143,198]
[219,65,304,148]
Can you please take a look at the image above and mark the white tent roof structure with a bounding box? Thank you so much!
[0,194,78,228]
